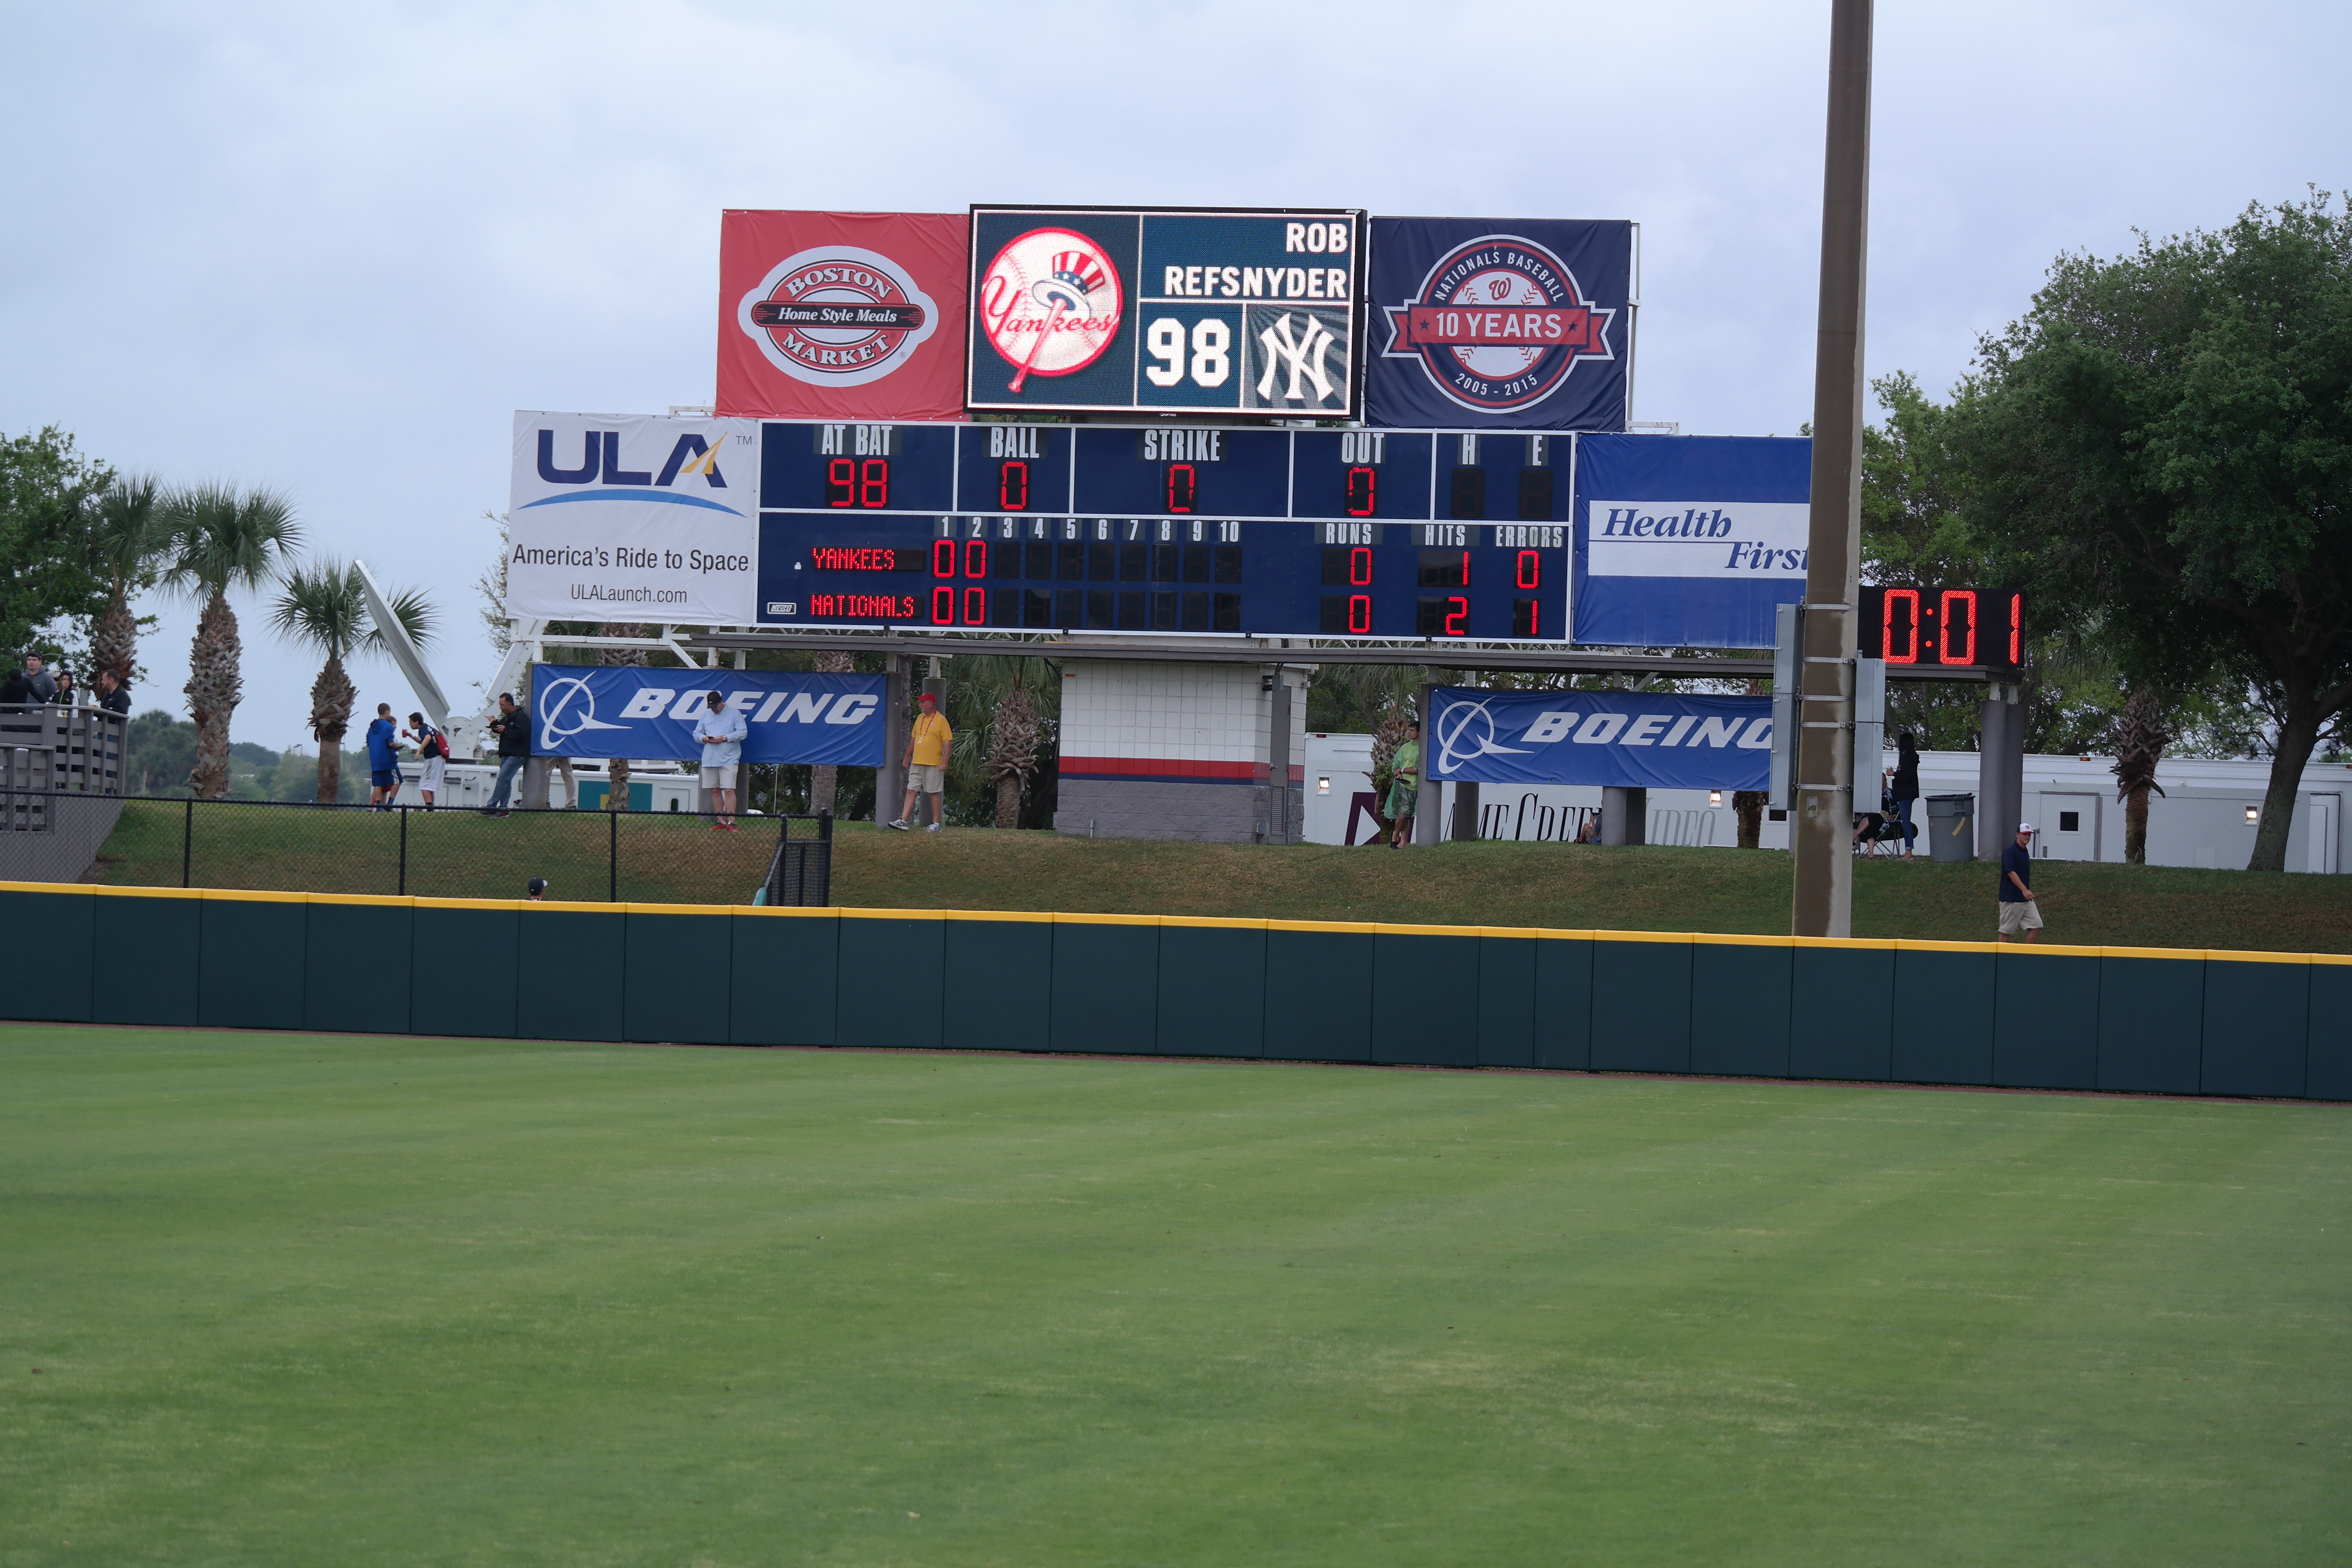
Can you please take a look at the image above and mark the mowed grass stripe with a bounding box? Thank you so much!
[3,1025,2346,1566]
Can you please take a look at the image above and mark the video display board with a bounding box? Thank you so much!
[964,207,1366,418]
[756,421,1565,639]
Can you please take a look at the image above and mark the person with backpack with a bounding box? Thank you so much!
[404,711,450,809]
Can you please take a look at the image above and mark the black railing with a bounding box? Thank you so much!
[0,789,833,906]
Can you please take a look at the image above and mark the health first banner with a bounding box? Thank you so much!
[1364,217,1632,431]
[530,665,886,767]
[718,210,968,421]
[1571,433,1812,649]
[1426,687,1771,790]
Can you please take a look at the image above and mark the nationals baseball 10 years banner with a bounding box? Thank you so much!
[965,206,1366,418]
[508,412,761,625]
[1364,217,1633,432]
[530,665,887,766]
[1424,686,1771,790]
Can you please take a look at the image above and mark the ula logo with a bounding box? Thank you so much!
[738,245,941,388]
[1381,234,1615,413]
[527,428,743,516]
[978,227,1123,394]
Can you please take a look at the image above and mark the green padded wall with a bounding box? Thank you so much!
[0,887,92,1021]
[2095,954,2205,1095]
[941,918,1051,1053]
[1262,928,1372,1063]
[1531,937,1593,1071]
[93,893,201,1027]
[198,897,309,1032]
[1790,945,1894,1082]
[411,906,519,1039]
[303,900,413,1036]
[518,909,625,1043]
[1475,935,1537,1068]
[1049,920,1157,1055]
[1372,929,1478,1066]
[729,913,838,1047]
[836,915,944,1050]
[1890,947,1994,1085]
[1158,923,1266,1058]
[2201,958,2309,1098]
[1992,950,2101,1090]
[1590,938,1691,1074]
[623,911,734,1045]
[1690,942,1791,1079]
[2306,965,2351,1102]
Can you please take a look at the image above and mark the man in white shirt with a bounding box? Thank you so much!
[693,690,749,831]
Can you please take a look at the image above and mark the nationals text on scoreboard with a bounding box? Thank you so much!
[965,206,1366,419]
[761,420,1567,640]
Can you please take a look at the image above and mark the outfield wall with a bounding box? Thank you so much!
[3,881,2345,1101]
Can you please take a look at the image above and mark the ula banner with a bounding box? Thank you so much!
[508,413,760,625]
[530,665,887,767]
[1426,687,1771,789]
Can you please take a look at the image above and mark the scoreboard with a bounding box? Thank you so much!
[1857,585,2026,671]
[757,420,1571,640]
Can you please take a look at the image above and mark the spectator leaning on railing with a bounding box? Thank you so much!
[21,653,55,704]
[95,669,131,714]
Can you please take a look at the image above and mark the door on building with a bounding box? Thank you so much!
[2037,793,2101,861]
[2309,794,2341,875]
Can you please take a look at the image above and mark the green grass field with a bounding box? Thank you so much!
[86,806,2352,952]
[5,1023,2347,1565]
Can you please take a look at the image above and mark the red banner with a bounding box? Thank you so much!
[1387,303,1605,352]
[717,211,969,422]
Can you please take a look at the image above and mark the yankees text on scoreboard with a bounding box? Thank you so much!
[762,420,1568,640]
[965,207,1366,419]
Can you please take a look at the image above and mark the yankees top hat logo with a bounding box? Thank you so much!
[978,227,1124,393]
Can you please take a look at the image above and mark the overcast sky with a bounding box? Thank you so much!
[4,0,2344,750]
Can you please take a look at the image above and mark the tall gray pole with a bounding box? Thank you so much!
[1792,0,1874,939]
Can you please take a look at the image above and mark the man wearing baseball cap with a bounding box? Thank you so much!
[1998,821,2042,942]
[888,691,952,834]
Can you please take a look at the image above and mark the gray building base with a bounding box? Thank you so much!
[1057,778,1304,844]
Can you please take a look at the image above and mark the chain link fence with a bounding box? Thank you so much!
[1,790,833,905]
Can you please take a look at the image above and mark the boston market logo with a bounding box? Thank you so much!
[977,227,1123,395]
[1380,234,1615,413]
[737,245,940,387]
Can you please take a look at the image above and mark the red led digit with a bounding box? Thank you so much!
[930,586,954,625]
[1344,465,1376,516]
[825,457,855,508]
[860,458,888,508]
[964,587,986,625]
[1350,546,1372,586]
[963,540,986,578]
[1445,595,1468,637]
[1459,551,1471,586]
[931,539,956,578]
[2009,593,2023,665]
[1166,463,1197,514]
[1348,594,1372,634]
[1516,549,1540,589]
[999,459,1029,510]
[1939,590,1977,665]
[1884,587,1920,663]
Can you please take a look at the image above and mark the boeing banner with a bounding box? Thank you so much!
[1571,433,1811,649]
[1426,686,1771,790]
[529,665,887,767]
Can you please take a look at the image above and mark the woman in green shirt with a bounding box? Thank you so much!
[1386,721,1421,848]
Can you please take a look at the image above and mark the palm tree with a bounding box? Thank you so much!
[88,475,167,686]
[2110,686,2170,865]
[807,650,856,813]
[599,623,651,808]
[270,560,437,803]
[157,484,301,797]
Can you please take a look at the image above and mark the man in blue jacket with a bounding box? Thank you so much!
[364,702,403,811]
[1997,821,2041,942]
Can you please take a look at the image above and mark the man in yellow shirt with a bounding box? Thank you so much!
[888,691,952,833]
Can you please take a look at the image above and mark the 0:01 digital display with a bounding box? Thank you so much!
[1859,585,2025,669]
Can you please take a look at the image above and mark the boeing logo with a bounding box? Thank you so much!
[1434,698,1534,774]
[537,675,633,749]
[524,429,745,517]
[538,679,883,752]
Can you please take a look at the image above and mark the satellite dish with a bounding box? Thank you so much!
[353,559,448,731]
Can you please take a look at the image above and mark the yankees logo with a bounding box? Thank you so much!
[978,228,1124,393]
[1381,234,1616,413]
[1254,312,1340,405]
[736,245,941,388]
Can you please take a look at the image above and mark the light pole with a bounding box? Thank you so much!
[1792,0,1874,938]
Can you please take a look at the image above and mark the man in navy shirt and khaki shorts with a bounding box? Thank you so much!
[1998,821,2042,942]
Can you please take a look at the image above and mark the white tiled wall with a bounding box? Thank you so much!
[1059,660,1306,772]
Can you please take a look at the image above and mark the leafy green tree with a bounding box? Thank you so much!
[1963,191,2352,871]
[0,426,113,658]
[157,485,302,797]
[269,559,437,803]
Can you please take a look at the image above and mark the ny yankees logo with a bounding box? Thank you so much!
[1255,313,1338,404]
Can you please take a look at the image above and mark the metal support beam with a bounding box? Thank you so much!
[1792,0,1874,940]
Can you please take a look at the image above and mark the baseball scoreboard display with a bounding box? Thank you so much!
[965,207,1366,419]
[1858,585,2026,671]
[759,420,1569,640]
